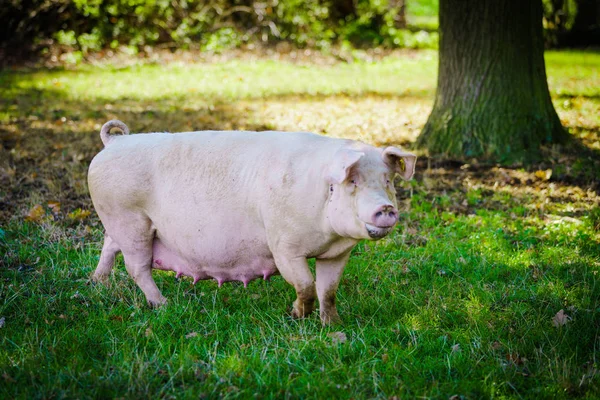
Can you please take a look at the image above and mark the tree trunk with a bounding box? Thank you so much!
[416,0,567,163]
[389,0,407,29]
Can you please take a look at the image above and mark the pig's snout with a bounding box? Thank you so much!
[372,204,398,228]
[364,204,398,240]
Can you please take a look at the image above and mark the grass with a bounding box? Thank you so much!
[406,0,439,31]
[1,49,599,398]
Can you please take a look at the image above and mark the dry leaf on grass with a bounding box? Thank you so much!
[328,331,347,344]
[68,208,91,221]
[186,331,198,339]
[25,204,45,222]
[534,169,552,181]
[506,353,527,365]
[552,309,571,327]
[2,372,15,383]
[47,201,61,214]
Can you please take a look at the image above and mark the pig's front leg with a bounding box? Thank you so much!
[273,253,316,319]
[316,251,351,325]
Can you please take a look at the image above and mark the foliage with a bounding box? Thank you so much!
[0,0,440,58]
[1,0,592,59]
[542,0,578,46]
[0,49,599,398]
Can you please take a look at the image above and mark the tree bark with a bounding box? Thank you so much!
[416,0,567,163]
[389,0,407,29]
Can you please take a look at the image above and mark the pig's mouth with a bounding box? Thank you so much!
[365,223,393,239]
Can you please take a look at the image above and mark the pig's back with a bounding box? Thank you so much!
[90,130,342,205]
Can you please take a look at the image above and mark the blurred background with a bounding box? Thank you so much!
[1,0,598,64]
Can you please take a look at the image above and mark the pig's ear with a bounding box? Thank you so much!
[326,149,364,184]
[382,147,417,181]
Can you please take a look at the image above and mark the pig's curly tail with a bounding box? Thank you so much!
[100,120,130,146]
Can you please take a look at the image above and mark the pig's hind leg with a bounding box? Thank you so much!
[92,234,121,282]
[101,214,167,307]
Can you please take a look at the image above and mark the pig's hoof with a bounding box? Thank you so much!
[290,302,315,319]
[290,307,308,319]
[147,296,168,309]
[91,273,110,284]
[291,308,304,319]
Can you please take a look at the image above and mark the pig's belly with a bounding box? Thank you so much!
[150,234,278,287]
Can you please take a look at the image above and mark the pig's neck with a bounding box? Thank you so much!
[313,236,359,259]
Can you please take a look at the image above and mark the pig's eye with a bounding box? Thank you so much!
[350,179,357,185]
[386,179,391,185]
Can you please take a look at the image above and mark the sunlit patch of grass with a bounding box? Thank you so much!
[2,53,438,104]
[546,51,600,98]
[242,95,432,145]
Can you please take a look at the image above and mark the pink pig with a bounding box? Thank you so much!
[88,120,416,324]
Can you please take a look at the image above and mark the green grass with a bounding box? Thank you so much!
[407,0,439,31]
[1,50,599,398]
[407,0,439,17]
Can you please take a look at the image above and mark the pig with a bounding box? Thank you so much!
[88,120,416,324]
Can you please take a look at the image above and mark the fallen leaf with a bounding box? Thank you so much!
[552,309,571,327]
[499,169,512,183]
[68,208,91,221]
[227,385,239,393]
[381,353,389,363]
[25,204,45,222]
[186,331,198,339]
[534,169,552,181]
[451,343,461,353]
[328,331,347,344]
[406,227,418,235]
[145,327,152,337]
[47,201,61,214]
[506,353,524,365]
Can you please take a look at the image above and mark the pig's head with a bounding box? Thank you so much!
[325,144,416,240]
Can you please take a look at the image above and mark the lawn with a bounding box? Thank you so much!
[0,50,599,399]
